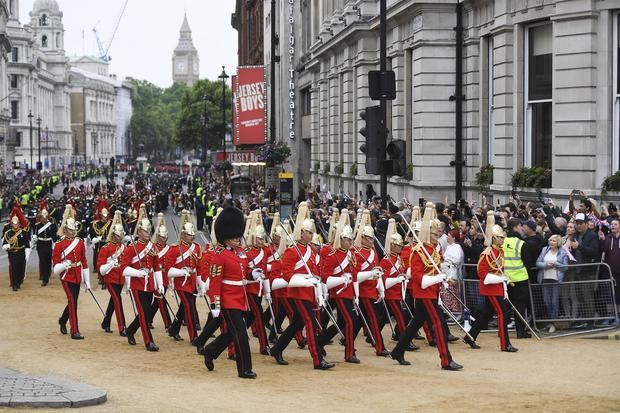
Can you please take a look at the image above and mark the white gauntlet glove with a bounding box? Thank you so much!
[53,261,70,276]
[91,236,101,245]
[25,248,32,262]
[168,267,190,279]
[262,279,272,303]
[484,273,506,285]
[421,273,446,289]
[82,268,92,291]
[2,244,9,251]
[123,266,149,278]
[123,235,132,243]
[251,268,265,281]
[154,270,164,295]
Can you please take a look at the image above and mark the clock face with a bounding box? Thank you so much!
[177,62,185,72]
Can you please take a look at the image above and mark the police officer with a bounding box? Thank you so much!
[503,218,532,339]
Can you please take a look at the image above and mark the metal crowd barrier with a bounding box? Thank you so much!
[447,262,619,338]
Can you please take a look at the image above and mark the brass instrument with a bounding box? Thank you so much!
[4,229,23,251]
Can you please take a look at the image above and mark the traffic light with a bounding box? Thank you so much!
[386,140,406,176]
[359,106,381,175]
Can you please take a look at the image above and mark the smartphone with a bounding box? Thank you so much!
[418,198,425,208]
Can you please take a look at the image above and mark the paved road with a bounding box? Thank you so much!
[0,172,207,275]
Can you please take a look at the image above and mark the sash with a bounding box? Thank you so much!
[175,243,195,265]
[331,254,350,276]
[37,222,52,235]
[61,238,80,259]
[250,249,265,268]
[111,244,125,261]
[293,247,312,271]
[359,249,375,271]
[131,241,153,265]
[158,245,170,259]
[389,258,402,276]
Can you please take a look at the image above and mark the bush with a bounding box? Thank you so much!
[602,171,620,193]
[256,141,292,164]
[405,163,414,180]
[314,161,321,172]
[322,162,331,174]
[475,164,494,192]
[349,163,358,177]
[334,161,344,175]
[511,167,552,189]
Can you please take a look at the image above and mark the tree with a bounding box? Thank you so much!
[174,79,232,151]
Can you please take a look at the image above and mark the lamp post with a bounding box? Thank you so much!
[202,94,208,164]
[28,111,33,170]
[218,66,229,168]
[36,116,41,168]
[45,126,49,169]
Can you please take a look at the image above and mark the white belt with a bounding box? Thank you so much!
[292,273,313,279]
[222,279,259,286]
[38,238,52,241]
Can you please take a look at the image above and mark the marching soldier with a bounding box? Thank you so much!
[269,202,334,370]
[148,213,173,331]
[463,211,518,352]
[167,210,203,342]
[390,203,463,370]
[245,211,271,355]
[202,207,257,379]
[90,199,111,286]
[2,201,32,291]
[53,205,90,339]
[97,211,128,336]
[120,206,163,351]
[33,200,58,287]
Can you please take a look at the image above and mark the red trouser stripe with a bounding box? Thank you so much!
[335,298,356,359]
[294,299,320,366]
[179,291,196,341]
[132,290,150,345]
[489,296,507,350]
[361,298,384,353]
[281,297,305,345]
[387,300,407,334]
[106,283,125,332]
[62,281,78,335]
[157,292,171,328]
[421,299,451,367]
[248,294,268,350]
[422,320,433,345]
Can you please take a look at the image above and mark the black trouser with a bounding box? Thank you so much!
[271,299,322,366]
[148,287,171,329]
[508,280,530,334]
[169,291,201,336]
[8,250,26,289]
[205,216,213,234]
[194,313,221,348]
[102,283,126,333]
[196,208,205,231]
[392,298,454,368]
[318,298,360,360]
[468,295,511,350]
[60,281,81,335]
[127,290,155,346]
[92,245,102,282]
[204,309,253,375]
[38,240,53,283]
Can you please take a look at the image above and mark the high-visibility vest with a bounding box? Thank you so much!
[205,200,215,217]
[502,236,529,283]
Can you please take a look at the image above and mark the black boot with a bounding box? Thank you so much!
[238,370,257,379]
[127,335,136,346]
[146,342,159,352]
[71,333,84,340]
[59,319,67,335]
[345,355,360,364]
[272,352,288,365]
[376,349,390,357]
[204,354,214,371]
[442,360,463,371]
[119,328,128,337]
[101,322,112,333]
[390,352,411,366]
[502,344,518,353]
[463,336,481,349]
[314,359,335,370]
[169,332,184,341]
[405,342,419,352]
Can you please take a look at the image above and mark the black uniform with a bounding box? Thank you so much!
[2,225,31,290]
[33,219,58,286]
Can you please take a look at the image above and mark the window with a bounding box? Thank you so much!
[40,14,48,26]
[10,101,18,120]
[16,132,21,147]
[614,14,620,171]
[10,74,17,89]
[41,35,47,48]
[301,88,311,115]
[485,36,494,165]
[525,23,553,169]
[11,47,18,62]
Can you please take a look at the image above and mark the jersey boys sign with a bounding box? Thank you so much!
[234,66,267,145]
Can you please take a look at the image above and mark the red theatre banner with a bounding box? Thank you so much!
[235,66,266,145]
[231,74,238,144]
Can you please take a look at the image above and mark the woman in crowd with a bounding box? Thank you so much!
[536,234,570,333]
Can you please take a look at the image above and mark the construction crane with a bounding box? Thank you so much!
[93,0,129,62]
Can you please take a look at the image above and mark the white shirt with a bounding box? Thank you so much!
[543,249,559,280]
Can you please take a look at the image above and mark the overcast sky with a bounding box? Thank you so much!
[20,0,239,88]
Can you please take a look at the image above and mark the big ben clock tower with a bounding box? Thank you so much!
[172,13,199,86]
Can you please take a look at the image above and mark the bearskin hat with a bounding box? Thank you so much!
[214,207,245,242]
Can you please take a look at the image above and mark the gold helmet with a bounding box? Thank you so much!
[270,212,281,238]
[333,208,351,250]
[352,208,364,241]
[133,204,151,237]
[354,209,371,248]
[152,212,168,242]
[293,202,312,241]
[420,202,438,244]
[58,204,77,236]
[384,218,396,253]
[180,209,196,237]
[485,210,505,246]
[408,206,421,238]
[107,210,125,242]
[327,208,340,244]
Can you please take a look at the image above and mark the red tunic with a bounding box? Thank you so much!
[52,237,88,284]
[401,244,413,270]
[355,246,379,300]
[321,248,357,300]
[380,253,403,301]
[281,242,317,303]
[246,246,270,295]
[477,246,504,297]
[409,242,442,300]
[97,241,125,285]
[208,245,250,311]
[120,240,160,292]
[155,242,174,287]
[169,241,201,293]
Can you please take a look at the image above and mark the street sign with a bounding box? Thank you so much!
[279,172,294,219]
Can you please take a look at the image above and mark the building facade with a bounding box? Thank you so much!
[6,0,72,170]
[271,0,620,203]
[232,0,264,66]
[0,1,12,175]
[172,13,200,86]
